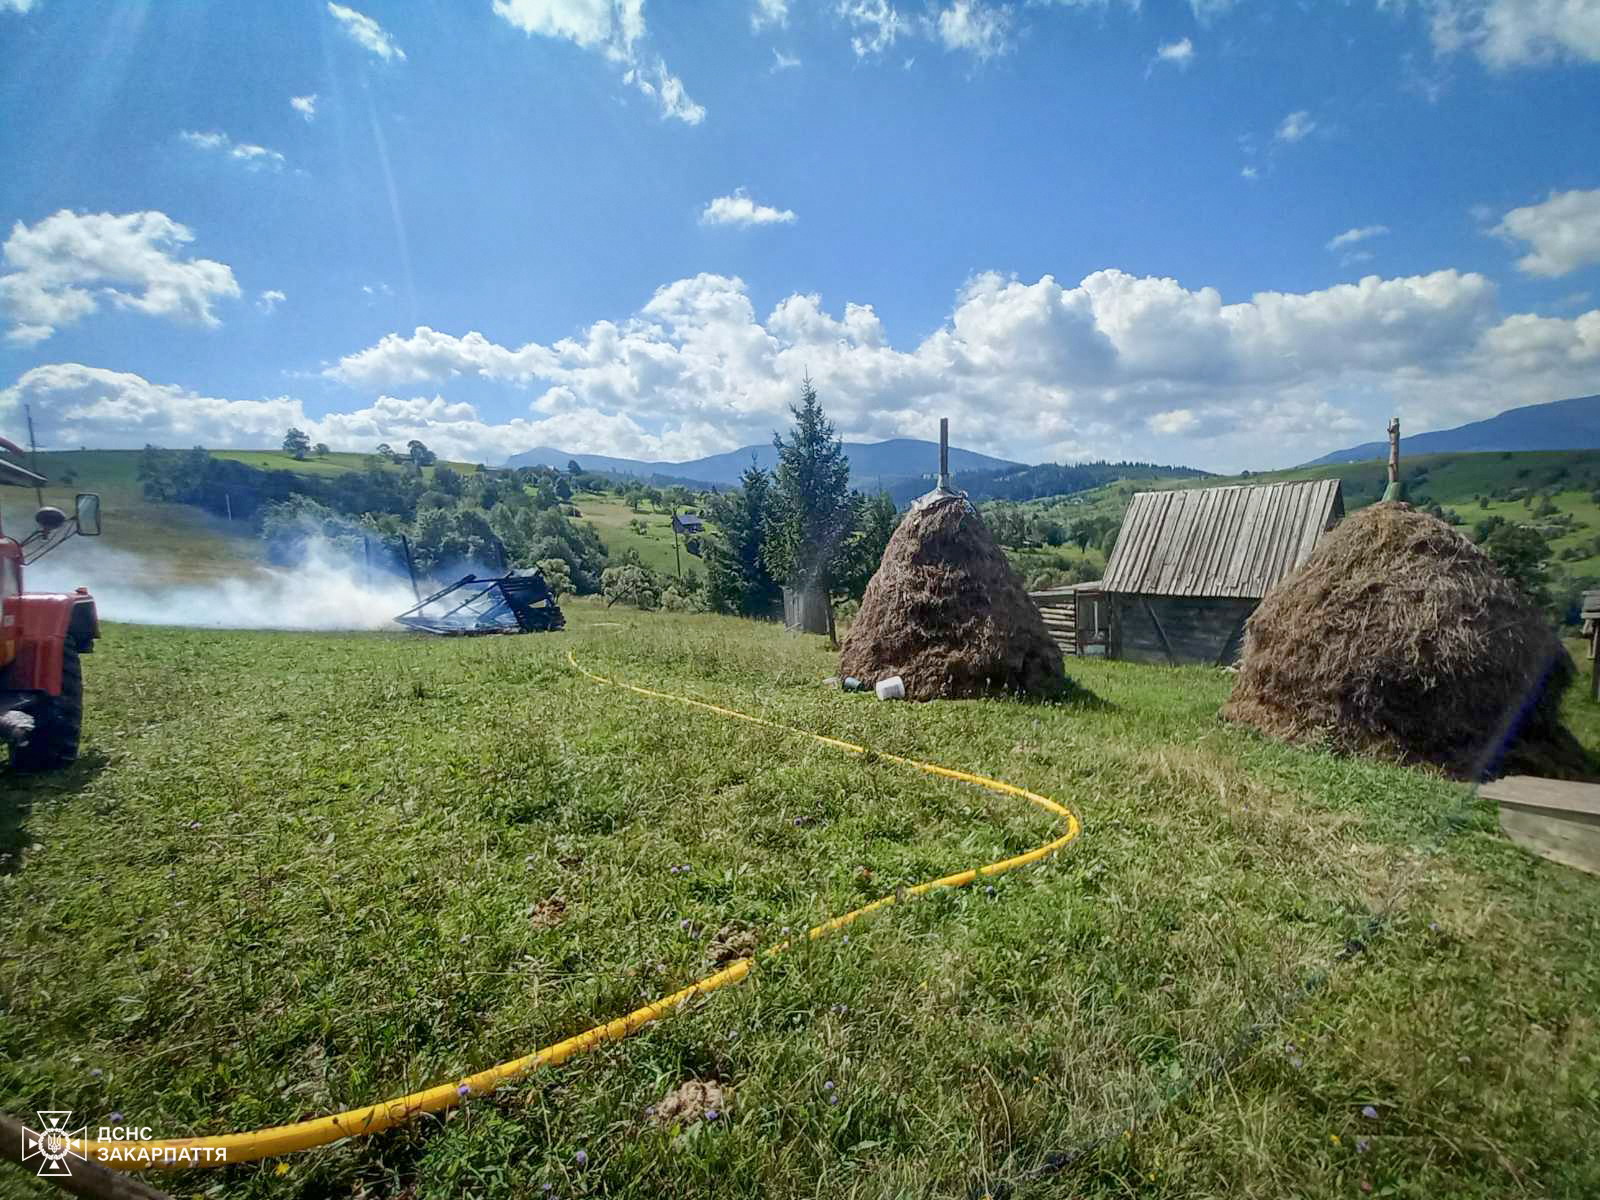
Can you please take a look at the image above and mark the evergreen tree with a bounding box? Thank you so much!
[762,378,859,612]
[705,461,781,617]
[839,491,901,600]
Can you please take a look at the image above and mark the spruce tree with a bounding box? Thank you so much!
[763,378,859,629]
[705,460,781,616]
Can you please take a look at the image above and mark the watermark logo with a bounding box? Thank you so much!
[20,1111,86,1178]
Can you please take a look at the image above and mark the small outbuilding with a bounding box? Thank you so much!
[1101,478,1344,666]
[671,513,705,536]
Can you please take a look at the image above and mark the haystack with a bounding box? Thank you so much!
[839,493,1065,701]
[1222,502,1577,778]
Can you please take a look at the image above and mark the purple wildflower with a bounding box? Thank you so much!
[109,1112,124,1124]
[824,1080,835,1091]
[574,1149,588,1168]
[89,1068,102,1078]
[457,1083,470,1097]
[704,1109,719,1121]
[1289,1056,1304,1070]
[828,1093,840,1105]
[1356,1138,1371,1153]
[1361,1105,1378,1119]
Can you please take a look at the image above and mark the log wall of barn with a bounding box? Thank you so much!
[1109,595,1257,667]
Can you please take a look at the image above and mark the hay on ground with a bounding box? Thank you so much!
[838,493,1065,701]
[1222,502,1579,778]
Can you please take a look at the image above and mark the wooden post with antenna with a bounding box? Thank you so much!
[1382,417,1403,502]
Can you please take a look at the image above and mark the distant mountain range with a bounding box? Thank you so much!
[506,438,1023,490]
[1305,394,1600,465]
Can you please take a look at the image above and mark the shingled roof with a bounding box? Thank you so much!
[1102,479,1344,600]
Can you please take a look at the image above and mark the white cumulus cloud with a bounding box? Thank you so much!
[181,130,286,171]
[493,0,704,124]
[258,289,287,314]
[1422,0,1600,67]
[1155,36,1195,67]
[936,1,1015,60]
[299,266,1600,469]
[1494,188,1600,277]
[327,2,405,61]
[752,0,789,30]
[290,94,318,121]
[700,189,798,227]
[1275,110,1315,143]
[1327,225,1391,251]
[0,210,239,345]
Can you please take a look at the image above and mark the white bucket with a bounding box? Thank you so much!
[874,675,906,700]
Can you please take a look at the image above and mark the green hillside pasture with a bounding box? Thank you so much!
[577,491,708,578]
[2,606,1598,1197]
[18,450,264,584]
[1048,450,1600,581]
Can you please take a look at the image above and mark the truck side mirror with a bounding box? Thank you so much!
[75,493,101,536]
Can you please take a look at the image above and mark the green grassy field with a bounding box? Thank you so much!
[3,605,1599,1197]
[575,491,709,577]
[9,450,265,584]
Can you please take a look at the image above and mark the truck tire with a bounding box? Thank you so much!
[10,642,83,772]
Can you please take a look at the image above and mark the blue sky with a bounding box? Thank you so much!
[0,0,1597,471]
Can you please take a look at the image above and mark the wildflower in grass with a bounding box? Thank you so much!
[705,1109,719,1121]
[824,1080,834,1091]
[108,1112,123,1124]
[1361,1105,1378,1119]
[1357,1138,1371,1153]
[457,1083,470,1097]
[1289,1056,1304,1070]
[574,1149,588,1168]
[89,1068,102,1078]
[1329,1134,1341,1146]
[680,919,691,931]
[985,885,995,897]
[828,1093,840,1105]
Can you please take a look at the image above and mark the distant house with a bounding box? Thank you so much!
[1100,479,1344,666]
[671,513,705,536]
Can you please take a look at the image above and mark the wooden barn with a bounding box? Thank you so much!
[1028,580,1108,658]
[1101,479,1344,666]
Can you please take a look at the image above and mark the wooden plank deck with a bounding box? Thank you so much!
[1480,775,1600,876]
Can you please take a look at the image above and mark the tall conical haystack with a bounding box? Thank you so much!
[1222,502,1578,778]
[839,493,1065,701]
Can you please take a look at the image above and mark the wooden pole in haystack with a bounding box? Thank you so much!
[1382,417,1404,502]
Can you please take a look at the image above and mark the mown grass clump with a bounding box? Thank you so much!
[2,600,1598,1198]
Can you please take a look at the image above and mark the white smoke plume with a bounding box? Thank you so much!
[24,537,421,630]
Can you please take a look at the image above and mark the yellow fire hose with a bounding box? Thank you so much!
[83,652,1082,1171]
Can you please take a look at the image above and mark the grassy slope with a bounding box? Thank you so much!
[575,491,709,577]
[7,451,569,586]
[2,607,1598,1198]
[1049,449,1600,579]
[11,450,264,584]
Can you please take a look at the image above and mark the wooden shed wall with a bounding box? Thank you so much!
[1110,595,1256,667]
